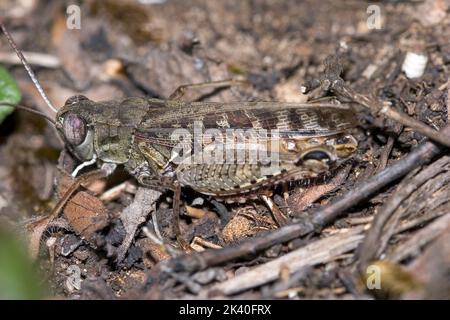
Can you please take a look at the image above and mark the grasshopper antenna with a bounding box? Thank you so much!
[0,102,56,125]
[0,22,58,114]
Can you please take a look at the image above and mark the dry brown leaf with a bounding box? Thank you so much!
[63,191,109,240]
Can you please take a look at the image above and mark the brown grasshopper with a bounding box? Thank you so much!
[1,23,358,258]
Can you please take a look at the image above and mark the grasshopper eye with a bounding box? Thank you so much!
[65,95,89,106]
[63,113,87,146]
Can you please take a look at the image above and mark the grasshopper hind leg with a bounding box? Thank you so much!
[168,79,248,101]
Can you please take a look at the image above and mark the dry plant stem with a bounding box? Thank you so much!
[207,211,448,296]
[164,126,449,273]
[191,236,222,250]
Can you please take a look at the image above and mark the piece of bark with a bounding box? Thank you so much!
[116,187,162,263]
[404,224,450,299]
[209,226,365,295]
[389,213,450,263]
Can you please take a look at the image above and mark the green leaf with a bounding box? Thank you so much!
[0,65,22,124]
[0,227,46,299]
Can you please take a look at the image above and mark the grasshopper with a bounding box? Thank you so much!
[1,23,358,258]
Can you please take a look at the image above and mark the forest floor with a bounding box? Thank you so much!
[0,0,449,299]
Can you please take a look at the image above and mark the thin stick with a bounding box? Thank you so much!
[0,23,58,113]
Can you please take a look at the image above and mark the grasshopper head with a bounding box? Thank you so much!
[56,95,95,162]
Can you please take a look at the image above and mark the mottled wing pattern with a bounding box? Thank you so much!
[140,100,355,130]
[134,100,357,149]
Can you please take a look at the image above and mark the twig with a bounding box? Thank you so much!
[191,237,222,250]
[0,51,60,68]
[99,180,136,202]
